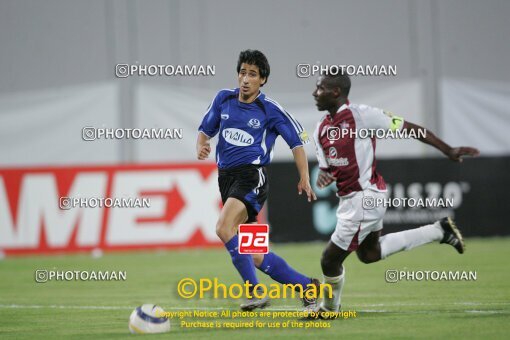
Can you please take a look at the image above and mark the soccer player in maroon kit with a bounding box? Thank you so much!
[311,72,480,315]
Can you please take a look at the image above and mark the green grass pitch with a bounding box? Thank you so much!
[1,238,509,339]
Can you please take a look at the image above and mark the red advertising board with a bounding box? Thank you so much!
[0,163,226,255]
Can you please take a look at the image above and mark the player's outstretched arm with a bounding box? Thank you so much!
[292,146,317,202]
[403,121,480,162]
[196,132,211,160]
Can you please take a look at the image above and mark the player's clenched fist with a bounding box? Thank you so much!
[197,144,211,160]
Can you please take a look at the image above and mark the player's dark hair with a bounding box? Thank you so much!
[237,49,270,86]
[324,71,351,98]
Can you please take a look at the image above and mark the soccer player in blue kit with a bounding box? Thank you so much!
[197,50,319,311]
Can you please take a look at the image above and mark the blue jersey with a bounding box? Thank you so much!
[198,88,309,169]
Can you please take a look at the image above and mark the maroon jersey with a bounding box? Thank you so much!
[313,102,404,196]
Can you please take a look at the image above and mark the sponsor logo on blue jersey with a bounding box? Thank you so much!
[222,128,254,146]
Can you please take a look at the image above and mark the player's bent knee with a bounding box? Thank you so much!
[358,255,373,264]
[215,220,234,243]
[320,250,337,272]
[357,251,381,264]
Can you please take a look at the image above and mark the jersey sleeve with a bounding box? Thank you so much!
[313,121,329,170]
[267,102,310,149]
[198,91,223,138]
[359,105,404,132]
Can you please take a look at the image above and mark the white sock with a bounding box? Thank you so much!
[320,268,345,312]
[380,222,444,259]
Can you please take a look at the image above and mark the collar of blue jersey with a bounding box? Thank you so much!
[234,88,265,102]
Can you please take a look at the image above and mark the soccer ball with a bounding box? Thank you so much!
[128,304,171,334]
